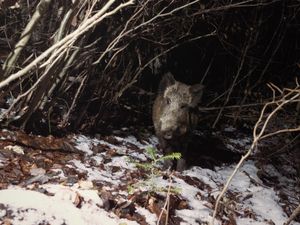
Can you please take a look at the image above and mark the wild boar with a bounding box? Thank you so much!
[152,72,204,171]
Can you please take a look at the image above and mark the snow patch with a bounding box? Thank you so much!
[135,207,157,225]
[0,186,138,225]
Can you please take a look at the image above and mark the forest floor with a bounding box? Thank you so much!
[0,125,299,225]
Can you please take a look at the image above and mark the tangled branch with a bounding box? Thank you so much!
[210,80,300,225]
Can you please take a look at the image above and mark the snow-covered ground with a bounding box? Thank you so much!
[0,127,299,225]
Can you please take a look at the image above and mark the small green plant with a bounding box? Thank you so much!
[135,147,181,169]
[128,147,181,194]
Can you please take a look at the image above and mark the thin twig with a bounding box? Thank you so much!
[157,174,173,225]
[284,203,300,225]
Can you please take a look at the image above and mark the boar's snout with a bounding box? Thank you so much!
[161,124,188,140]
[162,130,173,140]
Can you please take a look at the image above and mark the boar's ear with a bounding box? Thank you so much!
[158,72,176,93]
[189,84,204,107]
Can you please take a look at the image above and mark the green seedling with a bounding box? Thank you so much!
[128,147,181,194]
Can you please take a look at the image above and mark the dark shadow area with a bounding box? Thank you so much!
[185,133,242,169]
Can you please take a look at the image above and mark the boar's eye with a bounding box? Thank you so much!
[165,98,171,104]
[180,104,188,109]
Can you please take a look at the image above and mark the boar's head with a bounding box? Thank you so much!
[153,72,204,146]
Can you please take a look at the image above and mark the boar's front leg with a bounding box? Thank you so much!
[159,138,175,170]
[176,142,188,172]
[176,158,186,172]
[159,138,188,171]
